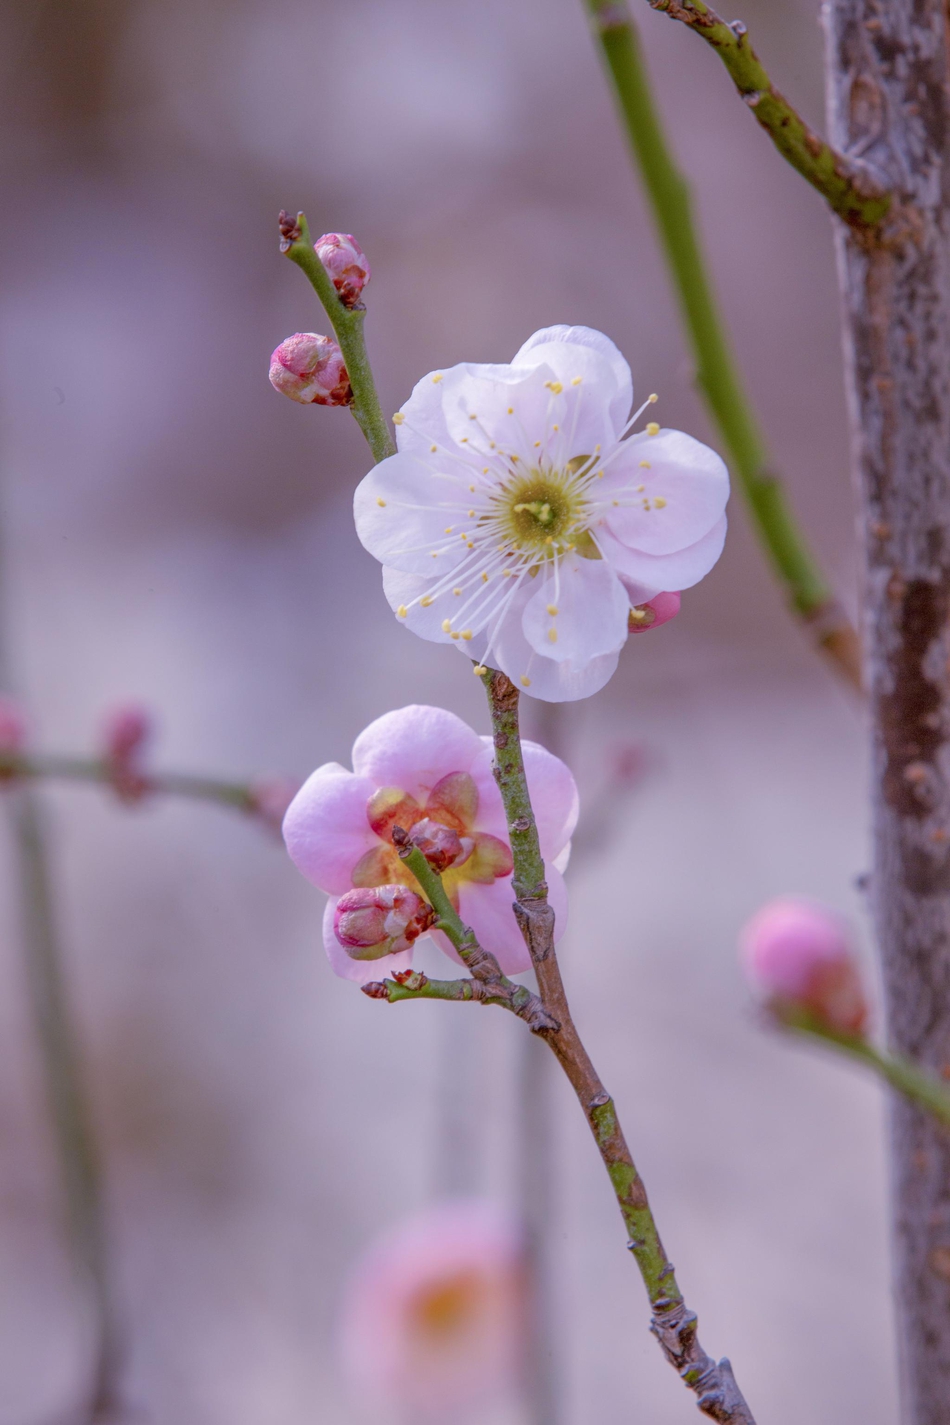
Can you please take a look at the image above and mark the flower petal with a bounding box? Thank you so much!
[466,740,579,860]
[354,454,473,577]
[352,706,484,802]
[381,568,456,642]
[599,429,729,555]
[512,325,632,438]
[466,596,622,703]
[283,767,377,893]
[323,897,413,984]
[522,554,630,663]
[426,771,480,832]
[454,877,530,974]
[596,515,727,591]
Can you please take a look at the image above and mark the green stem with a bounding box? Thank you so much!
[644,0,891,229]
[581,0,863,688]
[0,752,278,817]
[787,1017,950,1126]
[279,212,395,464]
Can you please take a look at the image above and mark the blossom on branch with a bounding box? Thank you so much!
[314,231,371,307]
[741,896,868,1036]
[268,332,351,406]
[339,1199,526,1418]
[354,325,728,701]
[100,701,153,804]
[282,704,577,982]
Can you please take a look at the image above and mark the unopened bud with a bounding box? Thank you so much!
[741,896,868,1037]
[248,776,302,837]
[335,885,435,961]
[629,590,681,634]
[0,695,26,779]
[100,702,153,804]
[314,232,371,308]
[407,817,474,873]
[269,333,351,406]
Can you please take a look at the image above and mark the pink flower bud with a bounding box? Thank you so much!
[0,695,26,780]
[248,776,302,837]
[314,232,371,308]
[741,896,868,1036]
[335,885,435,961]
[629,590,681,634]
[269,333,351,406]
[406,817,474,873]
[100,701,153,804]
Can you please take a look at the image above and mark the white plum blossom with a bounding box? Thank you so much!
[353,325,729,701]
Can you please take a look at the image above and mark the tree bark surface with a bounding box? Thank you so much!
[826,4,950,1420]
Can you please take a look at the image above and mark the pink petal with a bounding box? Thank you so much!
[468,741,578,860]
[322,898,414,984]
[522,553,630,663]
[283,766,378,893]
[512,325,633,439]
[352,705,484,802]
[596,515,727,592]
[601,429,729,555]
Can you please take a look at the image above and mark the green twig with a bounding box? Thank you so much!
[642,0,891,230]
[0,751,259,813]
[481,669,755,1423]
[581,0,863,689]
[278,211,396,464]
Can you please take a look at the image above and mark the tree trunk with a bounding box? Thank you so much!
[825,5,950,1420]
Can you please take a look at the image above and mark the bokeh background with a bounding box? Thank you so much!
[0,1,888,1421]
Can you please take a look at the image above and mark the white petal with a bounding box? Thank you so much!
[600,429,729,554]
[354,453,473,576]
[381,568,454,642]
[522,554,630,663]
[597,515,727,590]
[512,325,632,436]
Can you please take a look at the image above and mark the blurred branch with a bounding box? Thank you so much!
[482,669,756,1424]
[278,211,396,464]
[581,0,864,690]
[641,0,891,229]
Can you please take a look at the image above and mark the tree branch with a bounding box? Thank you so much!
[581,0,863,689]
[278,211,396,463]
[481,668,755,1424]
[633,0,891,230]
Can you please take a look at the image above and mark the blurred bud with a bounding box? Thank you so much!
[339,1200,527,1417]
[334,885,435,961]
[314,232,371,307]
[406,817,474,873]
[0,695,26,780]
[249,776,301,837]
[741,896,868,1037]
[101,701,153,804]
[269,333,351,406]
[629,590,681,634]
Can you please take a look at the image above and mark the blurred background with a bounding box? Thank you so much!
[0,1,888,1421]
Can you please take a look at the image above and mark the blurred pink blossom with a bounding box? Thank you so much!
[100,702,153,804]
[247,776,301,836]
[339,1200,526,1418]
[268,333,351,406]
[0,695,27,757]
[314,232,371,307]
[628,589,681,633]
[282,704,578,982]
[741,896,868,1036]
[334,885,435,960]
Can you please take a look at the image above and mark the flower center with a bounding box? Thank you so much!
[496,467,589,555]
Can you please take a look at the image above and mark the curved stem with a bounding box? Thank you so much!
[582,0,863,689]
[278,211,395,464]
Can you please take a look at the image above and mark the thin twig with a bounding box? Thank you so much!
[278,211,396,464]
[481,669,755,1423]
[581,0,863,689]
[634,0,891,230]
[0,751,262,815]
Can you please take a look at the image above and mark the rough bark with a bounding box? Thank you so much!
[825,5,950,1420]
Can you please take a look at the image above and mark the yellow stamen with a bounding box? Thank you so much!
[431,444,438,453]
[432,373,443,383]
[544,380,563,394]
[393,412,405,424]
[468,509,475,517]
[461,629,473,640]
[646,421,660,436]
[473,664,488,676]
[469,413,477,420]
[445,526,453,533]
[547,628,558,644]
[453,587,462,596]
[533,440,541,448]
[648,393,658,403]
[420,595,434,607]
[507,406,514,414]
[520,675,531,687]
[441,619,452,633]
[654,496,667,508]
[451,631,461,640]
[397,605,407,618]
[481,572,489,583]
[376,497,386,507]
[636,484,645,493]
[639,460,651,469]
[571,376,582,385]
[546,604,558,616]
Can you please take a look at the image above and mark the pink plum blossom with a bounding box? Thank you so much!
[100,701,153,804]
[314,231,371,307]
[269,332,351,406]
[339,1200,526,1418]
[354,325,727,701]
[282,704,578,983]
[741,896,868,1036]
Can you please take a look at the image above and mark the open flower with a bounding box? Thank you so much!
[282,704,577,983]
[354,325,729,701]
[339,1200,526,1418]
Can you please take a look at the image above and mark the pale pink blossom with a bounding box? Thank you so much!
[100,701,153,804]
[354,326,727,701]
[741,896,868,1036]
[282,704,578,983]
[314,231,371,307]
[339,1200,526,1418]
[268,332,351,406]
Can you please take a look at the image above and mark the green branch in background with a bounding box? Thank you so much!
[278,211,395,464]
[581,0,863,690]
[644,0,891,230]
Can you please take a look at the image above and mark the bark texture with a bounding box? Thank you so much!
[825,5,950,1420]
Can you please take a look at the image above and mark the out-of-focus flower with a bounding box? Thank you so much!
[334,885,435,960]
[282,704,577,982]
[0,695,26,781]
[629,589,681,633]
[314,232,371,308]
[101,702,153,804]
[269,333,351,406]
[247,776,301,837]
[741,896,868,1036]
[339,1200,526,1419]
[354,325,728,701]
